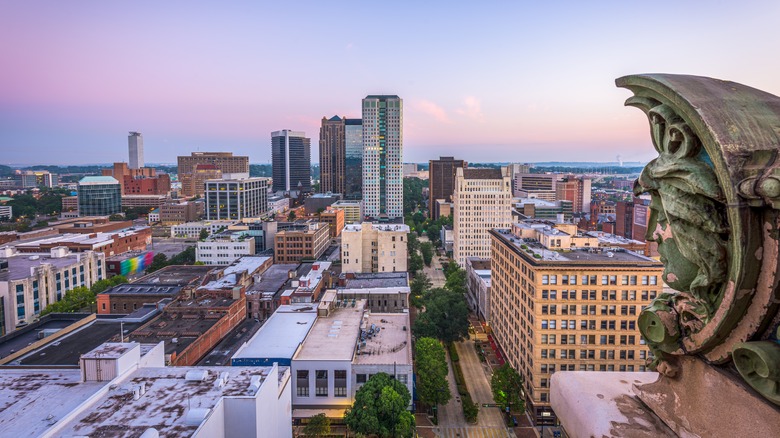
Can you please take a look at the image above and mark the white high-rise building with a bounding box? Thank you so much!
[362,95,403,219]
[128,131,144,169]
[453,167,513,267]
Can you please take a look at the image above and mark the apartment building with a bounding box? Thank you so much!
[196,231,256,265]
[341,223,409,273]
[452,167,512,267]
[0,247,105,334]
[488,224,663,426]
[274,222,330,264]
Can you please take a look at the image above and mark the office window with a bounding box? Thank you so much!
[334,370,347,397]
[296,370,310,397]
[315,370,328,396]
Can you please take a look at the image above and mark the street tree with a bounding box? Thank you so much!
[408,252,423,277]
[491,364,525,414]
[407,232,420,254]
[344,372,415,438]
[412,288,469,343]
[420,242,434,267]
[199,228,209,241]
[414,338,451,419]
[444,266,467,295]
[410,273,432,307]
[302,413,331,437]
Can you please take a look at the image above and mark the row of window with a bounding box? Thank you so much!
[541,274,657,286]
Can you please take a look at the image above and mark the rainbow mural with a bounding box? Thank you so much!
[120,252,155,276]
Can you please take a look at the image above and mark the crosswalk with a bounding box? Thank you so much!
[433,426,511,438]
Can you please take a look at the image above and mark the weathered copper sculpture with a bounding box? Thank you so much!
[618,74,780,406]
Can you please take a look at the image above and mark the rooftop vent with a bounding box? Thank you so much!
[184,408,211,426]
[185,370,209,382]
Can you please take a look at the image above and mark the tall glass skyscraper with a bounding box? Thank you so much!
[271,130,311,194]
[319,116,346,195]
[344,118,363,200]
[362,95,402,219]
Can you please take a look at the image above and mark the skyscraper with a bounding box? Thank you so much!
[271,130,311,194]
[429,156,466,219]
[344,118,363,200]
[362,95,402,219]
[128,132,144,169]
[319,116,346,194]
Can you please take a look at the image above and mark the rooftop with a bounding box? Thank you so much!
[340,272,409,289]
[354,313,412,366]
[463,168,503,180]
[294,301,366,362]
[231,305,317,363]
[585,231,645,246]
[0,250,88,282]
[51,366,277,438]
[343,222,410,233]
[79,176,120,185]
[198,256,271,290]
[131,264,214,286]
[491,229,661,266]
[247,263,298,295]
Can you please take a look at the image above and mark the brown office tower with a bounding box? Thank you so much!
[428,156,466,220]
[319,116,346,195]
[180,164,223,197]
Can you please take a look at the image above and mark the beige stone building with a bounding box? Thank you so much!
[453,167,512,267]
[341,223,409,274]
[274,222,330,264]
[319,208,345,238]
[180,164,222,197]
[488,225,663,426]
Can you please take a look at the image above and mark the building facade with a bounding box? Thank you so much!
[177,152,249,175]
[205,178,268,221]
[489,226,663,426]
[128,131,144,169]
[465,257,491,322]
[341,223,409,273]
[0,247,105,334]
[452,167,512,267]
[274,222,330,264]
[514,173,561,200]
[77,176,122,216]
[272,130,311,194]
[196,231,256,265]
[331,200,363,224]
[14,170,57,188]
[160,200,204,225]
[344,118,363,200]
[319,208,344,238]
[180,164,223,197]
[170,220,236,238]
[429,156,466,220]
[320,116,346,195]
[555,175,592,213]
[362,95,403,219]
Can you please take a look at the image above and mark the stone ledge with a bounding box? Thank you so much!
[550,371,675,438]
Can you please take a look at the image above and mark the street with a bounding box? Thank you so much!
[419,235,446,288]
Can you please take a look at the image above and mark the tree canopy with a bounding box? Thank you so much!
[412,288,469,343]
[491,364,525,414]
[344,372,415,438]
[302,413,331,437]
[414,338,451,410]
[420,242,434,267]
[41,275,127,315]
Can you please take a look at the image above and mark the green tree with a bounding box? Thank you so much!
[302,413,331,437]
[147,253,168,273]
[288,210,297,221]
[444,266,467,295]
[407,233,419,254]
[414,338,451,419]
[108,213,124,221]
[426,225,441,245]
[344,373,415,438]
[199,228,210,241]
[412,288,469,343]
[408,252,423,277]
[420,242,434,267]
[491,364,525,415]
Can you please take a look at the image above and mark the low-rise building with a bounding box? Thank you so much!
[105,250,154,277]
[160,200,204,225]
[5,225,151,257]
[319,208,344,237]
[232,304,318,366]
[78,176,122,217]
[197,231,256,266]
[171,220,236,238]
[148,208,160,223]
[97,265,213,315]
[121,194,168,208]
[274,222,330,264]
[291,293,412,421]
[304,192,341,215]
[268,195,290,215]
[196,256,273,298]
[341,222,409,273]
[334,271,410,313]
[0,205,11,220]
[0,247,105,334]
[61,195,79,213]
[245,263,299,321]
[465,257,491,322]
[228,219,278,253]
[0,341,292,438]
[330,200,363,224]
[276,261,332,305]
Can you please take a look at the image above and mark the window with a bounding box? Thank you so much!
[334,370,347,397]
[296,370,309,396]
[315,370,328,397]
[356,373,367,384]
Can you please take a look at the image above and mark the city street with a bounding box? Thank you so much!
[419,235,446,288]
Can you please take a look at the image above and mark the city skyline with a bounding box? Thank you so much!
[1,1,779,165]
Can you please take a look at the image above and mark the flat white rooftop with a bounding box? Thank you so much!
[52,366,276,437]
[294,301,366,362]
[0,369,108,438]
[232,305,317,363]
[354,313,412,366]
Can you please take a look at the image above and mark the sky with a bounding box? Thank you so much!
[1,1,779,166]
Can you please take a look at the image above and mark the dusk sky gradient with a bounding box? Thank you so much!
[1,1,779,165]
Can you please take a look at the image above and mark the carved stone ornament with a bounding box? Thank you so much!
[617,74,780,406]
